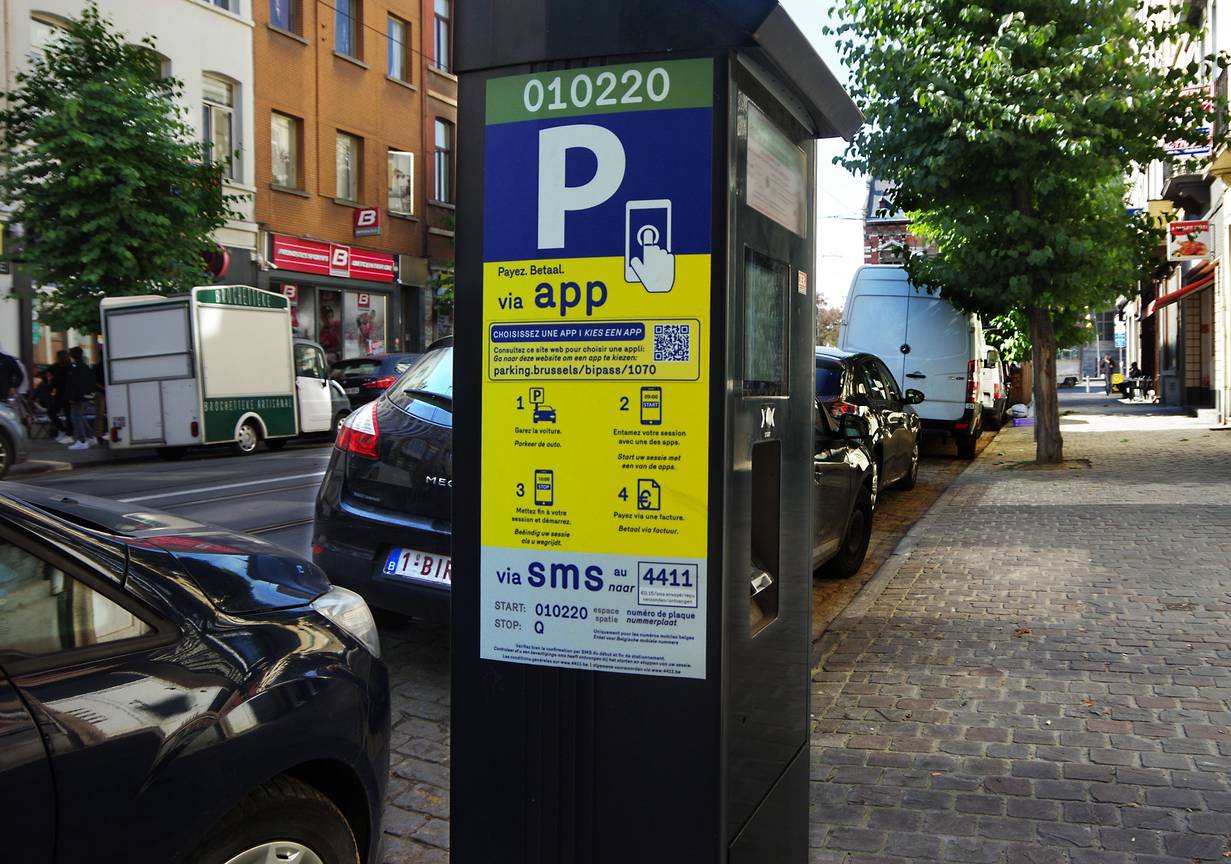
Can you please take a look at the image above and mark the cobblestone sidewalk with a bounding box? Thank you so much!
[811,395,1231,863]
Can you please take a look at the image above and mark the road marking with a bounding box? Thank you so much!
[118,471,327,504]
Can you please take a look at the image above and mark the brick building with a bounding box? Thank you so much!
[253,0,454,359]
[862,178,923,265]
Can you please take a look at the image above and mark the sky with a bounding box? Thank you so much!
[777,0,868,309]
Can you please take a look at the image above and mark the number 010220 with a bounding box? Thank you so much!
[523,67,671,114]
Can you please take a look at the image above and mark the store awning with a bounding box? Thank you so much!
[1144,263,1217,318]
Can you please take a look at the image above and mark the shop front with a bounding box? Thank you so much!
[260,234,405,366]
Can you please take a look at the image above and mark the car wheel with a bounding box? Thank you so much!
[186,776,358,864]
[0,431,14,478]
[334,411,349,437]
[956,433,977,460]
[984,409,1002,431]
[896,439,919,490]
[156,446,187,461]
[232,420,260,456]
[821,484,873,579]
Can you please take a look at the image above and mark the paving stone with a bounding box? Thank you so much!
[1098,827,1161,854]
[1163,832,1229,860]
[884,832,941,858]
[825,827,885,853]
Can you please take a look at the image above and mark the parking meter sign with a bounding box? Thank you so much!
[478,58,714,679]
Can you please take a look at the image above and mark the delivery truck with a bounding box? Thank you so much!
[102,285,336,457]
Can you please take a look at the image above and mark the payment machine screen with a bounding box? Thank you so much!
[743,247,788,395]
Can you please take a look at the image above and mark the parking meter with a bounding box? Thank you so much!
[451,3,861,861]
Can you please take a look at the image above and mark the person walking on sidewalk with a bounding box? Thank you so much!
[66,346,96,450]
[1101,354,1117,396]
[49,351,72,443]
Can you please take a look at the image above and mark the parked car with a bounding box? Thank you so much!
[315,339,453,620]
[812,401,878,577]
[0,400,29,477]
[329,353,422,410]
[840,265,984,458]
[816,346,924,498]
[298,338,355,438]
[979,346,1010,430]
[0,483,389,864]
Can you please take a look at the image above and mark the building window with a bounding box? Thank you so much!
[30,14,67,55]
[388,149,414,214]
[271,112,301,189]
[433,0,451,72]
[336,131,361,201]
[270,0,298,32]
[434,120,453,203]
[387,15,410,82]
[335,0,361,58]
[203,75,238,181]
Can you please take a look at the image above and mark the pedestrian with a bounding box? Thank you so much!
[0,347,22,400]
[1128,361,1143,379]
[49,351,72,443]
[92,356,107,442]
[66,346,96,450]
[1101,354,1116,396]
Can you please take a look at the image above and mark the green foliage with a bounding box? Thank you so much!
[432,266,456,317]
[985,309,1090,363]
[829,0,1215,318]
[828,0,1221,460]
[816,300,843,346]
[0,3,241,333]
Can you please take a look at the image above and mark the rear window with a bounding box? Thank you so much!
[330,360,381,380]
[388,346,452,409]
[815,361,843,400]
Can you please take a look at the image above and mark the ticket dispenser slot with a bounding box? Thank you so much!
[749,441,781,635]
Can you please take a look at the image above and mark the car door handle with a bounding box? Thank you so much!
[906,372,926,379]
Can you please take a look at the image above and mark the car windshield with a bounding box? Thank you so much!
[388,346,452,408]
[815,361,843,400]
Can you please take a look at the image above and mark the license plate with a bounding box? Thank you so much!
[345,387,360,396]
[382,548,452,585]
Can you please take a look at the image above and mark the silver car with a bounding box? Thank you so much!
[0,401,30,477]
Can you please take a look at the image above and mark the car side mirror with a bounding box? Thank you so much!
[905,388,925,405]
[838,413,869,440]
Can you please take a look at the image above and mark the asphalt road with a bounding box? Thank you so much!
[8,441,335,557]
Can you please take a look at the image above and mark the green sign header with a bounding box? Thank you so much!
[486,58,713,125]
[195,285,289,310]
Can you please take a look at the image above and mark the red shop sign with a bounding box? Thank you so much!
[270,234,396,283]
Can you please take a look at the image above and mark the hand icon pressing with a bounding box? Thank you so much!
[631,226,675,294]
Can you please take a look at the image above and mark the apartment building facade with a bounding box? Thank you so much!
[0,0,259,366]
[253,0,454,359]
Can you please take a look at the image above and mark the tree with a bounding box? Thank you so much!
[0,3,240,334]
[816,299,842,346]
[830,1,1217,462]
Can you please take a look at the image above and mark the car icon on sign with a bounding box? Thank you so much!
[533,405,557,424]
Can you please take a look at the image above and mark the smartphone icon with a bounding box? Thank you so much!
[640,386,662,425]
[625,199,673,282]
[534,470,554,507]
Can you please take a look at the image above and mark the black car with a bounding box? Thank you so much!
[812,404,878,577]
[329,353,422,410]
[816,346,925,500]
[315,339,453,620]
[0,483,389,864]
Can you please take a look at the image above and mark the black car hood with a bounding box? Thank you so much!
[2,484,331,614]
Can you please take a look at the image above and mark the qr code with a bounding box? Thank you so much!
[653,324,691,362]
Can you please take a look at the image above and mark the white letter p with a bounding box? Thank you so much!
[537,125,625,249]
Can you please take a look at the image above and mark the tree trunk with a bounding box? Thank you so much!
[1027,304,1063,464]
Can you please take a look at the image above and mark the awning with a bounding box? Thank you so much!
[1144,263,1217,318]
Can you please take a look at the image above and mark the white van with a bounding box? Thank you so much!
[839,266,985,458]
[102,286,335,457]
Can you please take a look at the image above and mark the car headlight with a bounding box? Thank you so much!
[312,586,381,658]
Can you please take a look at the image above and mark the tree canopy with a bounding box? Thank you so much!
[0,3,240,334]
[829,0,1220,461]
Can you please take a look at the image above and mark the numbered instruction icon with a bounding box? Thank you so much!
[640,386,662,425]
[637,478,661,511]
[535,470,554,507]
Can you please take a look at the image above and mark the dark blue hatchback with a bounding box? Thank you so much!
[0,484,390,864]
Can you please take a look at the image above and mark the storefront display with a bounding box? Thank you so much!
[265,233,403,363]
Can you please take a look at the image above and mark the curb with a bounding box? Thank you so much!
[8,459,75,478]
[810,429,1003,674]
